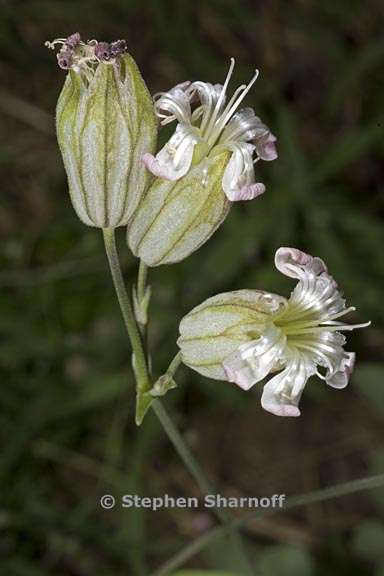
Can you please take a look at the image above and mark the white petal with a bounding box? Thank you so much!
[261,353,312,417]
[275,247,327,279]
[326,352,355,389]
[189,81,224,111]
[142,125,198,181]
[223,323,286,389]
[222,143,265,202]
[221,108,269,143]
[154,81,192,125]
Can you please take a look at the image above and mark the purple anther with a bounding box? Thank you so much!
[94,41,111,61]
[57,49,73,70]
[65,32,81,49]
[110,40,127,57]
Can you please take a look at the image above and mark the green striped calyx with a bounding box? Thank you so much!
[177,290,284,380]
[127,150,230,266]
[56,54,157,228]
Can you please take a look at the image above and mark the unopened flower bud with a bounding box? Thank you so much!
[47,34,157,228]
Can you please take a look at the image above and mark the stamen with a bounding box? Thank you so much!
[282,322,370,336]
[202,58,235,138]
[45,34,126,76]
[44,39,67,49]
[206,84,247,146]
[289,342,335,372]
[207,68,259,147]
[320,306,356,322]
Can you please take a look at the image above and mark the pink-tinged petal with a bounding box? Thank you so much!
[226,182,265,202]
[326,352,355,389]
[261,374,301,417]
[256,133,278,161]
[142,153,174,180]
[222,143,266,202]
[142,126,198,181]
[263,401,301,417]
[275,247,327,279]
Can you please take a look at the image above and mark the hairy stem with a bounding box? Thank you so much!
[103,227,150,394]
[102,228,253,574]
[137,259,148,306]
[165,351,182,377]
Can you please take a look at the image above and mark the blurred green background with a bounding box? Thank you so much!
[1,0,384,574]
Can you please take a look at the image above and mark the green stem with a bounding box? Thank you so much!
[153,473,384,576]
[152,399,253,573]
[151,400,213,498]
[136,259,150,353]
[102,228,253,574]
[137,259,148,306]
[102,228,150,394]
[165,351,182,377]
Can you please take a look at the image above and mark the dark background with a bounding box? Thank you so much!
[1,1,384,574]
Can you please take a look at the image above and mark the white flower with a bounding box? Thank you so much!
[223,247,370,416]
[143,58,277,201]
[178,247,370,417]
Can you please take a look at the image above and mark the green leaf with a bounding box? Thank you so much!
[353,363,384,415]
[309,124,382,186]
[328,39,384,113]
[203,528,255,574]
[257,545,314,576]
[374,563,384,576]
[352,520,384,562]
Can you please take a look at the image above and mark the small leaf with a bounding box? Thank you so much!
[150,373,177,397]
[353,363,384,415]
[309,124,382,187]
[135,391,153,426]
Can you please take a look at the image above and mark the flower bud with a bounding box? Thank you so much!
[49,34,157,227]
[127,150,231,266]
